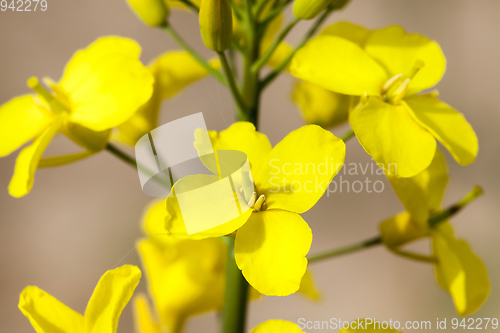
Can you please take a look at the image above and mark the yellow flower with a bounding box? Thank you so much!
[291,22,478,177]
[379,150,490,316]
[160,122,345,296]
[115,51,220,146]
[250,319,305,332]
[0,37,154,197]
[19,265,141,333]
[134,200,322,332]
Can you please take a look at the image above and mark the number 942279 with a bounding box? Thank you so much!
[1,0,47,11]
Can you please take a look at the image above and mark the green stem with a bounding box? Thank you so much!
[218,51,248,116]
[222,237,249,333]
[261,0,293,26]
[260,8,332,89]
[106,144,136,168]
[177,0,199,12]
[251,16,300,72]
[308,236,382,263]
[163,24,227,85]
[308,186,483,263]
[340,128,355,142]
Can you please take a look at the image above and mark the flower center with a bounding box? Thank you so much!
[382,60,425,105]
[28,77,71,113]
[239,180,267,212]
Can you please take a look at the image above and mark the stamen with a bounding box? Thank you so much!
[27,77,67,113]
[247,192,256,208]
[382,73,403,93]
[389,79,411,104]
[406,60,425,80]
[253,194,266,212]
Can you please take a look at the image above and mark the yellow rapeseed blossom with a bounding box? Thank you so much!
[379,150,489,316]
[133,200,322,332]
[115,51,220,145]
[160,122,345,296]
[291,22,478,177]
[0,37,154,197]
[19,265,141,333]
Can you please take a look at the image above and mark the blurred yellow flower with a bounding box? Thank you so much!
[251,319,305,332]
[133,199,322,332]
[0,37,154,197]
[19,265,141,333]
[291,22,477,177]
[160,122,345,296]
[380,150,489,316]
[115,51,220,146]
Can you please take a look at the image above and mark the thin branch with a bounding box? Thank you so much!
[260,8,332,89]
[251,16,300,72]
[163,24,227,85]
[307,186,483,264]
[218,51,248,115]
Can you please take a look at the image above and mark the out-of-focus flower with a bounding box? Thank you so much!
[19,265,141,333]
[380,150,489,316]
[126,0,169,27]
[161,122,345,296]
[0,37,153,197]
[115,51,220,146]
[291,23,477,177]
[133,199,322,332]
[250,319,305,332]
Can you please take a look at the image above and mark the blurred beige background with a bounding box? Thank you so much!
[1,0,499,332]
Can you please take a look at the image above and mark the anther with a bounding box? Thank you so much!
[247,192,256,208]
[253,195,266,212]
[406,60,425,80]
[27,77,67,113]
[382,73,403,93]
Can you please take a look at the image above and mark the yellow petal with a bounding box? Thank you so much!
[380,212,428,249]
[38,150,96,168]
[298,269,321,300]
[133,295,162,333]
[234,210,312,296]
[291,36,388,96]
[85,265,141,333]
[432,223,490,316]
[386,149,448,225]
[250,319,305,333]
[138,237,226,332]
[60,37,154,131]
[164,174,253,238]
[61,120,111,152]
[116,51,215,145]
[406,94,478,166]
[292,81,350,128]
[19,286,85,333]
[9,116,63,198]
[254,125,345,213]
[321,21,371,47]
[350,97,436,178]
[0,95,52,157]
[204,122,272,170]
[364,25,446,96]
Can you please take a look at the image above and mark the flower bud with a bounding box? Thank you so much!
[293,0,331,20]
[127,0,169,27]
[199,0,233,52]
